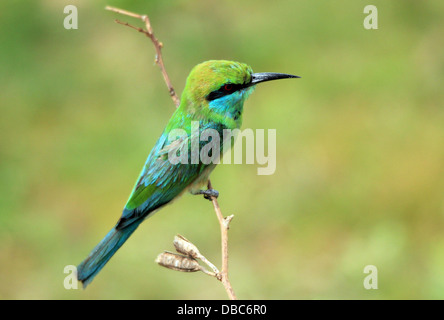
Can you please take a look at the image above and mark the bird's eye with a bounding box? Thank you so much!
[206,83,240,101]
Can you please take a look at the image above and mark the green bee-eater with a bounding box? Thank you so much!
[77,60,299,287]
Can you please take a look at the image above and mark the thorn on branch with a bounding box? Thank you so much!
[224,215,234,229]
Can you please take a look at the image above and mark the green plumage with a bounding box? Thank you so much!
[77,60,298,287]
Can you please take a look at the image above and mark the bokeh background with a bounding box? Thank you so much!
[1,0,443,299]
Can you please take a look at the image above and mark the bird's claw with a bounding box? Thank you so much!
[200,189,219,200]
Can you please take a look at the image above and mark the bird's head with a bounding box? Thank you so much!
[180,60,299,124]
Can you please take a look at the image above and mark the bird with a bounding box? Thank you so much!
[77,60,299,287]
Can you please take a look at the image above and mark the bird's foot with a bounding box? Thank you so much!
[195,188,219,200]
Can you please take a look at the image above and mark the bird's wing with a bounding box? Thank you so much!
[116,129,205,229]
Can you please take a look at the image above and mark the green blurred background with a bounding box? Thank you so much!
[1,0,443,299]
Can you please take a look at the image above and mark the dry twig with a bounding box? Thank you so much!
[207,180,237,300]
[106,5,237,300]
[105,6,180,107]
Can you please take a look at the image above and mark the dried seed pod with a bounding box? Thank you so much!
[173,234,201,259]
[155,251,201,272]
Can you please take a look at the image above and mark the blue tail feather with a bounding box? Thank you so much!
[77,222,140,288]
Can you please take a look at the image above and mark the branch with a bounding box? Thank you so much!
[105,6,180,107]
[207,180,237,300]
[106,6,237,300]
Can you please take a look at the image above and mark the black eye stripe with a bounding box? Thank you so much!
[206,83,247,101]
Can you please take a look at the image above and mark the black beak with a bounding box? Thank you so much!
[250,72,300,85]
